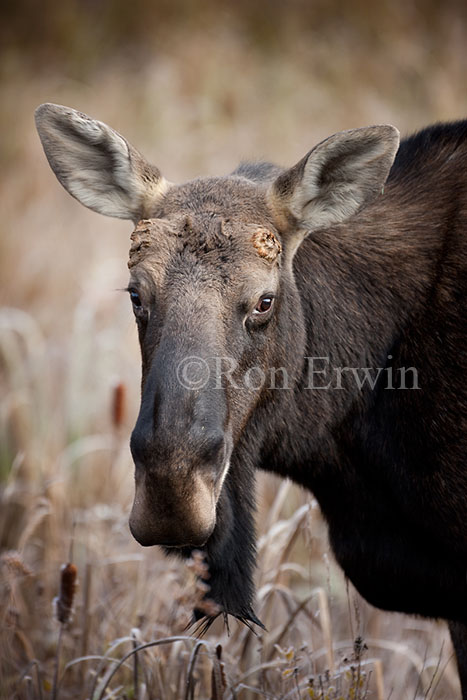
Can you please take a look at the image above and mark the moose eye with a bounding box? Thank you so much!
[129,289,142,307]
[128,288,145,318]
[254,296,274,314]
[245,294,275,330]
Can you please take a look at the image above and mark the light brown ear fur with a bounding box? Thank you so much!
[35,103,171,221]
[268,125,400,253]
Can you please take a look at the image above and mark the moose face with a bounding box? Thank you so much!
[35,103,398,619]
[125,186,294,549]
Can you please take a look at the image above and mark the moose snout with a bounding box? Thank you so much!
[129,466,218,547]
[128,424,231,548]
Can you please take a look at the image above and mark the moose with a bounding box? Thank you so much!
[35,103,467,696]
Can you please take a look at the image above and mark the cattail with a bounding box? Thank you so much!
[211,644,227,700]
[112,381,126,429]
[55,563,77,624]
[52,562,77,700]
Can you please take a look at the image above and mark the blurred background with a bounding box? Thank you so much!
[1,1,467,698]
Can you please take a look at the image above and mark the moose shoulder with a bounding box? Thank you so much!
[35,104,467,695]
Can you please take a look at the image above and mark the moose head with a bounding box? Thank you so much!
[35,103,399,626]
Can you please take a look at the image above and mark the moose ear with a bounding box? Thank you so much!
[35,103,170,221]
[268,125,400,238]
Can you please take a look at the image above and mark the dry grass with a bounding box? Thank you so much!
[1,5,467,698]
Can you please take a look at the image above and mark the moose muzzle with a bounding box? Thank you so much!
[129,465,222,547]
[127,300,233,548]
[129,420,232,547]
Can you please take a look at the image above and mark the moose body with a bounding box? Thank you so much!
[36,105,467,695]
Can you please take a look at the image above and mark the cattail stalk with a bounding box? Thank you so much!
[23,675,34,700]
[131,628,140,700]
[79,561,92,693]
[52,562,78,700]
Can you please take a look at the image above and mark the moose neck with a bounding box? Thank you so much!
[258,178,449,479]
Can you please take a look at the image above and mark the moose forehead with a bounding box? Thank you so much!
[127,176,283,283]
[159,175,275,222]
